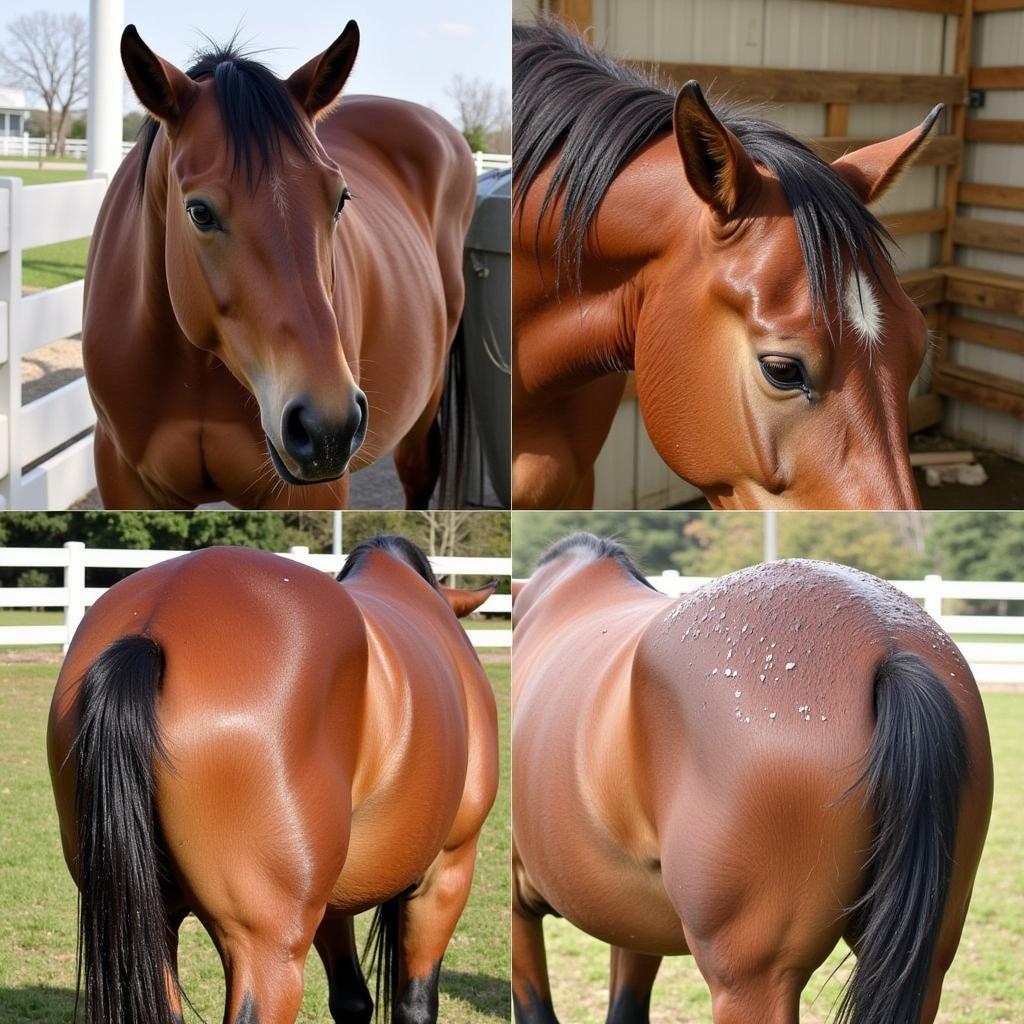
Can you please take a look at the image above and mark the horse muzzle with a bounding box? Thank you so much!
[267,390,368,484]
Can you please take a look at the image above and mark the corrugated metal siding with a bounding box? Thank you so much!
[947,9,1024,460]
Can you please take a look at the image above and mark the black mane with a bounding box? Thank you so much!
[135,40,318,195]
[513,17,894,319]
[537,532,655,589]
[337,535,439,589]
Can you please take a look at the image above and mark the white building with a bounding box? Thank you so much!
[0,86,29,137]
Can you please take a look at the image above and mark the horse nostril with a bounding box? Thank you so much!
[350,389,369,456]
[281,397,318,462]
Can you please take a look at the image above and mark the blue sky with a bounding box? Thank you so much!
[1,1,511,122]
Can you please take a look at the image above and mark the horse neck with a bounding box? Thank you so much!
[517,134,699,391]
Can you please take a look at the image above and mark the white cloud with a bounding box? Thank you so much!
[438,22,475,39]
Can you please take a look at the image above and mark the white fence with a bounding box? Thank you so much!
[472,151,511,174]
[647,571,1024,685]
[0,174,105,509]
[0,543,512,650]
[0,136,134,160]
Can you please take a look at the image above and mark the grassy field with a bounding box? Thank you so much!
[541,691,1023,1023]
[0,167,90,291]
[0,655,510,1023]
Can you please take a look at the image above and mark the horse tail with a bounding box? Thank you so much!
[837,651,969,1024]
[73,634,179,1024]
[362,893,402,1022]
[437,315,468,508]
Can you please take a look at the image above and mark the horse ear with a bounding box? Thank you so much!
[121,25,198,129]
[673,80,759,219]
[441,581,498,619]
[286,21,360,120]
[831,104,944,205]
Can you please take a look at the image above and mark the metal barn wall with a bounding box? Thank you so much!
[947,9,1024,460]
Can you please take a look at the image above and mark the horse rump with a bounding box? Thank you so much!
[72,633,179,1024]
[837,651,969,1024]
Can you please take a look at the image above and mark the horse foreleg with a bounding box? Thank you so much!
[392,835,481,1024]
[314,914,373,1024]
[512,863,558,1024]
[393,379,444,510]
[607,947,661,1024]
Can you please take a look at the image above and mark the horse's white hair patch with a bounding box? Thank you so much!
[843,268,883,350]
[269,171,289,217]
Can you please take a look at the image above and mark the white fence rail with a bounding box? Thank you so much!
[0,136,134,160]
[0,543,511,650]
[0,174,105,509]
[646,571,1024,685]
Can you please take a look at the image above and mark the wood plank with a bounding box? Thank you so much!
[970,66,1024,89]
[900,268,946,307]
[949,315,1024,354]
[952,216,1024,254]
[554,0,594,31]
[934,362,1024,419]
[958,182,1024,210]
[942,0,973,267]
[825,103,849,137]
[646,62,966,106]
[964,119,1024,143]
[823,0,963,11]
[881,207,948,236]
[942,265,1024,316]
[811,134,960,165]
[975,0,1024,11]
[910,450,977,466]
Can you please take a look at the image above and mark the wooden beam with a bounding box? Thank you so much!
[824,0,963,11]
[964,119,1024,143]
[825,103,849,137]
[958,182,1024,210]
[934,362,1024,419]
[974,0,1024,11]
[811,134,960,165]
[645,62,966,105]
[941,0,973,269]
[949,315,1024,355]
[942,265,1024,317]
[970,65,1024,89]
[901,268,947,307]
[553,0,593,32]
[881,207,948,236]
[952,217,1024,255]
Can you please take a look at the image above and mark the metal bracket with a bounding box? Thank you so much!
[968,89,986,109]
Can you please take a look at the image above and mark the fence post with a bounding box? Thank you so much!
[924,573,943,621]
[64,541,87,652]
[289,546,310,563]
[660,569,681,598]
[0,174,23,508]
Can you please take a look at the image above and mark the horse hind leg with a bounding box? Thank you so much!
[512,856,559,1024]
[607,947,662,1024]
[314,914,373,1024]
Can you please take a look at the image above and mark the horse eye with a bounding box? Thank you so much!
[759,356,809,394]
[334,187,352,221]
[185,200,217,232]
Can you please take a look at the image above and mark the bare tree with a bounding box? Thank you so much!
[0,12,88,156]
[446,74,510,153]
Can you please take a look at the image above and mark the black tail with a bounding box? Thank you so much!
[73,634,178,1024]
[837,651,969,1024]
[362,894,402,1022]
[437,316,468,508]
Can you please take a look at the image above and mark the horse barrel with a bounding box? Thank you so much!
[463,167,511,508]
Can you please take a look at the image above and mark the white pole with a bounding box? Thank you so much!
[763,510,778,562]
[925,574,943,621]
[87,0,124,178]
[64,541,86,652]
[332,512,342,558]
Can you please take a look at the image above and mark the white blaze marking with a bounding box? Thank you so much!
[843,268,883,349]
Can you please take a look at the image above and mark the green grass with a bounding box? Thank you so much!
[0,612,62,627]
[0,167,90,290]
[542,692,1024,1023]
[0,656,510,1023]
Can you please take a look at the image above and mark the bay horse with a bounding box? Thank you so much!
[47,537,499,1023]
[84,22,475,509]
[512,534,992,1023]
[512,19,943,510]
